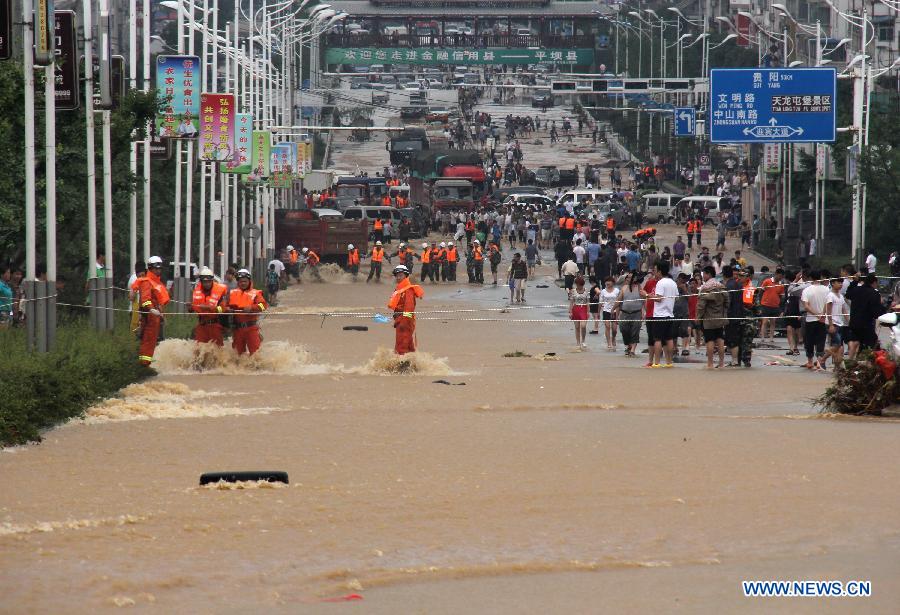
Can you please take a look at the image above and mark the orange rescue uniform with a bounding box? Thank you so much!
[227,283,268,355]
[137,271,170,365]
[387,277,425,355]
[191,281,228,346]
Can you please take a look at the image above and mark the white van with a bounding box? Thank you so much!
[677,195,733,224]
[556,189,614,208]
[342,205,404,233]
[640,193,682,224]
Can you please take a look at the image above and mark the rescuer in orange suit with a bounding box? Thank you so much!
[388,264,424,355]
[227,268,268,355]
[137,256,171,366]
[190,267,229,346]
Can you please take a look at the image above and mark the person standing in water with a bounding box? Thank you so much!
[388,265,424,355]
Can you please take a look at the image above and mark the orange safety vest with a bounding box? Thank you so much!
[228,285,268,325]
[465,219,475,232]
[431,248,442,262]
[695,220,703,231]
[138,271,170,311]
[742,280,756,306]
[421,249,431,264]
[371,247,384,262]
[565,218,575,230]
[289,249,299,264]
[387,277,424,316]
[307,250,320,266]
[474,246,483,261]
[606,217,615,230]
[191,281,227,316]
[374,219,384,231]
[381,196,391,206]
[686,221,695,233]
[397,248,411,265]
[347,249,360,266]
[447,247,458,262]
[558,217,566,229]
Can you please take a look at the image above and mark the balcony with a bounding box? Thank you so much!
[325,32,596,49]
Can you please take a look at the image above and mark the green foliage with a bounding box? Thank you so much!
[0,320,149,446]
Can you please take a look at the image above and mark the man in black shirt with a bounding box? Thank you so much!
[845,273,886,356]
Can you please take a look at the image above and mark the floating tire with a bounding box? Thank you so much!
[199,471,289,485]
[343,325,369,331]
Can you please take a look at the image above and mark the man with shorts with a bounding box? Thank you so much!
[649,261,679,367]
[561,257,579,299]
[758,268,785,342]
[640,269,658,366]
[723,266,751,366]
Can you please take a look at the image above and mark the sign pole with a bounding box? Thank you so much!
[142,0,151,261]
[83,0,98,331]
[129,0,137,274]
[23,0,38,349]
[44,22,57,351]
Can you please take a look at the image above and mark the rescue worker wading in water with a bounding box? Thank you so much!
[190,267,229,346]
[388,265,424,355]
[137,256,170,366]
[227,269,268,355]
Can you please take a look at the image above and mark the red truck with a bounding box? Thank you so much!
[274,208,368,264]
[407,150,485,214]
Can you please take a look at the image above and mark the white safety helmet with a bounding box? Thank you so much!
[348,243,354,250]
[236,268,252,279]
[287,244,294,251]
[473,239,480,245]
[376,240,382,246]
[448,241,454,246]
[147,255,163,267]
[422,242,428,249]
[439,242,446,248]
[392,265,410,276]
[198,267,214,279]
[302,247,309,253]
[399,242,406,248]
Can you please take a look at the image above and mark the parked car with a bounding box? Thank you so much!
[400,106,427,120]
[532,94,554,109]
[640,193,683,224]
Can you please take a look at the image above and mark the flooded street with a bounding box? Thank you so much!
[2,273,900,613]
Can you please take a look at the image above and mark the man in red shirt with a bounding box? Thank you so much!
[758,268,785,342]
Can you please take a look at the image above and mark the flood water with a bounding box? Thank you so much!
[2,276,899,613]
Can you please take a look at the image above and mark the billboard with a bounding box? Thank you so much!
[156,55,201,138]
[198,93,235,161]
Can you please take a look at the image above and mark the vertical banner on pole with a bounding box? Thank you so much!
[270,144,293,189]
[198,93,236,161]
[249,130,272,180]
[156,55,201,138]
[0,0,12,61]
[34,0,54,66]
[224,113,252,173]
[53,11,78,109]
[764,143,782,174]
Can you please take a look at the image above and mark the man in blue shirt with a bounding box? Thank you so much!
[625,244,641,272]
[0,265,14,327]
[587,240,600,267]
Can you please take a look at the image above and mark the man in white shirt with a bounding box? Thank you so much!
[650,261,679,367]
[821,277,849,370]
[572,239,586,274]
[800,271,831,370]
[865,250,877,273]
[268,257,286,281]
[561,258,579,298]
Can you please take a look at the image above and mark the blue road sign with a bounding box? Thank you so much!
[709,67,837,143]
[674,107,695,137]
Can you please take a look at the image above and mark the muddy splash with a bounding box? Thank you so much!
[354,347,458,376]
[196,480,289,491]
[0,514,147,537]
[152,339,337,375]
[80,382,278,423]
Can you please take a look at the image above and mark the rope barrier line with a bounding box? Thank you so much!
[29,300,879,326]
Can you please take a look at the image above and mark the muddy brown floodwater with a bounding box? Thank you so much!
[2,261,900,614]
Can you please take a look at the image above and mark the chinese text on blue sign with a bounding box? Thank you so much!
[709,68,836,143]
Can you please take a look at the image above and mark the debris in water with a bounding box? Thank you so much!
[503,350,532,358]
[198,480,288,491]
[199,471,289,485]
[343,325,369,331]
[432,380,466,386]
